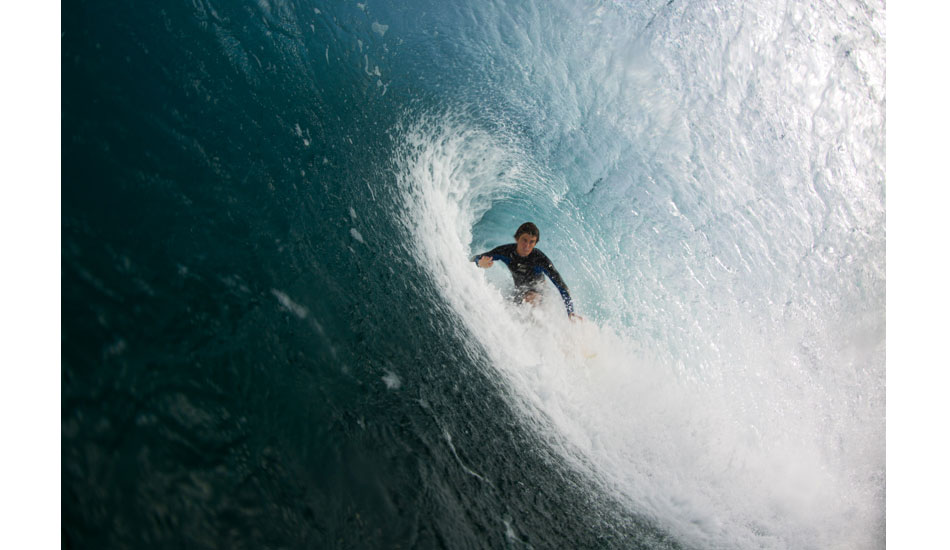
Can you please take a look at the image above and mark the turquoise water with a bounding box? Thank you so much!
[62,0,885,548]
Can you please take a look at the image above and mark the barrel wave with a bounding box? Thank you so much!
[62,1,885,549]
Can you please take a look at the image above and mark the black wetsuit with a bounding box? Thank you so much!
[471,244,575,316]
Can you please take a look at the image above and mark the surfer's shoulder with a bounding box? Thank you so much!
[530,247,549,261]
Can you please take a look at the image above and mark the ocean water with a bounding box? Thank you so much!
[62,0,885,548]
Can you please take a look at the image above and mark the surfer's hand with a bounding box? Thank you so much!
[477,256,493,268]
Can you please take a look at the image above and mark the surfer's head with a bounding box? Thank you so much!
[514,222,539,257]
[514,222,540,242]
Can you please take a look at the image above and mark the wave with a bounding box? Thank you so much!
[62,0,885,548]
[393,43,884,542]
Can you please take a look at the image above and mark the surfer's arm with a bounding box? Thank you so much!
[471,245,511,268]
[538,261,576,317]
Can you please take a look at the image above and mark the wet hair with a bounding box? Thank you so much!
[514,222,540,241]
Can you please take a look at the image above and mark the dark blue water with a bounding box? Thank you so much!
[62,1,885,548]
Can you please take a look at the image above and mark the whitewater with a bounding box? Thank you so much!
[61,0,885,548]
[394,1,884,548]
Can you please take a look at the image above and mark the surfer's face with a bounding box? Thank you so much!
[515,233,538,257]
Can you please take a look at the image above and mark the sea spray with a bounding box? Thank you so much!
[396,100,883,548]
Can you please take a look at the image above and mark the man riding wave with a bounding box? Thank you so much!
[471,222,578,319]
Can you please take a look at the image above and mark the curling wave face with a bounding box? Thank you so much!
[393,0,884,546]
[62,0,884,548]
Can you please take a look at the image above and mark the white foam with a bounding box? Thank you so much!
[382,371,401,390]
[394,105,883,549]
[271,289,308,319]
[372,22,388,37]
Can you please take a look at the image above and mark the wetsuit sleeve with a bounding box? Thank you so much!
[471,244,512,266]
[536,253,575,316]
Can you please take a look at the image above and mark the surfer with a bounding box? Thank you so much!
[471,222,579,319]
